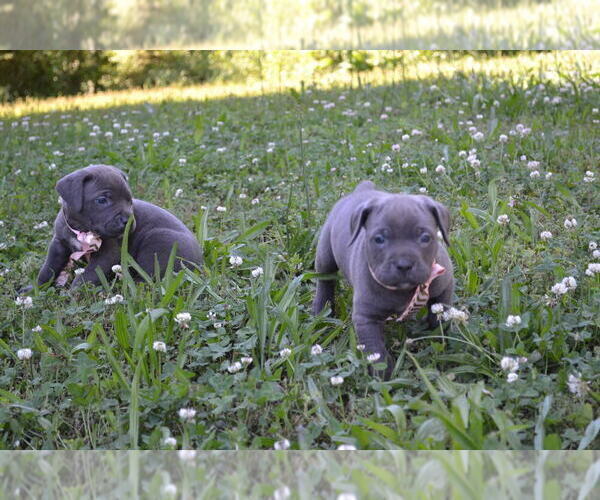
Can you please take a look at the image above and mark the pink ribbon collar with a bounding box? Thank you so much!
[369,260,446,322]
[56,212,102,286]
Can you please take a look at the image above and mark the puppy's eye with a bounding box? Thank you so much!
[373,234,386,245]
[95,196,109,206]
[419,233,432,244]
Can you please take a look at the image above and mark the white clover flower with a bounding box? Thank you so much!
[563,217,577,229]
[589,241,598,251]
[564,276,577,290]
[507,372,519,383]
[15,296,33,309]
[274,439,290,450]
[551,282,568,295]
[442,307,469,323]
[419,167,427,174]
[310,344,323,356]
[431,303,445,315]
[174,312,191,327]
[391,144,400,152]
[229,255,243,267]
[240,356,253,365]
[336,444,357,450]
[216,147,226,153]
[530,170,540,178]
[367,353,381,363]
[178,408,196,421]
[337,493,357,500]
[500,356,519,373]
[17,348,33,360]
[505,315,522,327]
[227,361,242,373]
[279,348,292,358]
[251,266,264,278]
[33,221,48,230]
[174,188,184,198]
[153,341,167,352]
[216,206,227,212]
[527,160,540,169]
[239,193,248,199]
[163,436,177,447]
[435,165,446,174]
[401,134,410,141]
[583,171,595,183]
[213,322,223,329]
[585,263,600,276]
[111,264,122,274]
[593,250,600,259]
[567,373,589,397]
[163,483,177,496]
[419,187,427,193]
[330,375,344,386]
[104,294,124,305]
[273,486,291,500]
[251,198,260,205]
[178,450,197,461]
[540,231,553,240]
[472,131,484,141]
[497,214,510,225]
[178,158,187,166]
[499,134,508,143]
[356,344,365,351]
[31,325,42,333]
[74,268,85,276]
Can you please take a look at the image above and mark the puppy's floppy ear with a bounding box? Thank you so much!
[349,201,376,246]
[55,169,93,213]
[420,196,451,246]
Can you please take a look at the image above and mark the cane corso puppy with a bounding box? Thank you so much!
[37,164,202,288]
[313,180,454,378]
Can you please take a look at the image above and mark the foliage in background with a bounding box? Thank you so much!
[0,50,554,103]
[0,51,116,101]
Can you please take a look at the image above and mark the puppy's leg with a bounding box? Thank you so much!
[312,225,338,316]
[38,238,71,286]
[352,311,393,380]
[72,239,121,288]
[426,282,454,330]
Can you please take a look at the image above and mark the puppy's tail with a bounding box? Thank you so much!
[354,180,376,193]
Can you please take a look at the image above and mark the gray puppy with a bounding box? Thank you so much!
[312,181,454,378]
[37,164,202,288]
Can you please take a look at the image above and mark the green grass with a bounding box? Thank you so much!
[0,53,598,450]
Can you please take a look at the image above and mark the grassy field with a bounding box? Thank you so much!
[0,52,598,451]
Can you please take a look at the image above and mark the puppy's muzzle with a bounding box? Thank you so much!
[106,213,135,236]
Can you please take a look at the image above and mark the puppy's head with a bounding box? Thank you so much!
[56,164,135,238]
[349,194,450,290]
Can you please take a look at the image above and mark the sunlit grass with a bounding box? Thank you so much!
[1,50,598,118]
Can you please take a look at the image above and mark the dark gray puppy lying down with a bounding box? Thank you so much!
[37,164,203,288]
[313,180,454,379]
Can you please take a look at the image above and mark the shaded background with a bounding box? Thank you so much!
[0,50,553,103]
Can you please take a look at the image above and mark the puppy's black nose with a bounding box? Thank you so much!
[395,258,414,272]
[117,214,129,229]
